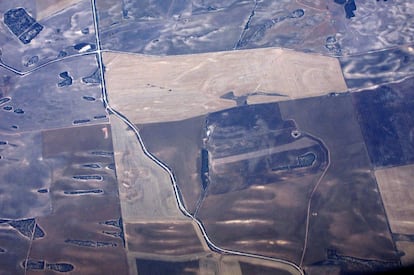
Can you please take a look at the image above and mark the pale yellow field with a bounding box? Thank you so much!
[375,164,414,234]
[36,0,82,20]
[103,48,347,124]
[110,115,186,222]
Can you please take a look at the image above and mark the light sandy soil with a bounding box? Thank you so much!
[110,115,186,221]
[375,164,414,234]
[36,0,82,20]
[103,48,347,124]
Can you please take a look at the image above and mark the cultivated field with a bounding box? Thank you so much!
[396,241,414,266]
[36,0,83,20]
[279,94,398,267]
[138,115,206,213]
[103,48,347,124]
[110,115,186,222]
[375,164,414,235]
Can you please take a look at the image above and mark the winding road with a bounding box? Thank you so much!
[90,0,304,274]
[0,1,313,274]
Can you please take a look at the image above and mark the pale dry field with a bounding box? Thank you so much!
[375,164,414,234]
[36,0,82,20]
[110,115,186,222]
[103,48,347,124]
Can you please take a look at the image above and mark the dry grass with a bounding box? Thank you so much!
[110,115,187,221]
[375,164,414,234]
[36,0,82,20]
[103,48,347,124]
